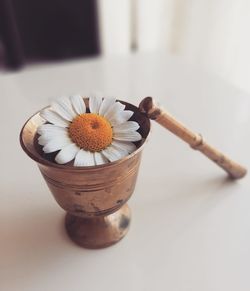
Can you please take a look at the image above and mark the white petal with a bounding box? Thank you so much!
[94,152,109,165]
[74,150,95,167]
[99,97,116,116]
[51,97,76,121]
[38,134,67,146]
[113,131,142,142]
[38,125,69,146]
[38,136,48,146]
[70,95,86,115]
[102,145,127,162]
[40,109,69,127]
[112,140,136,154]
[109,110,134,126]
[55,144,80,164]
[104,101,125,120]
[38,130,69,146]
[37,124,68,135]
[89,96,102,114]
[42,136,72,153]
[113,121,140,133]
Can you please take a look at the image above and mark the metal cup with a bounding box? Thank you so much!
[20,101,150,249]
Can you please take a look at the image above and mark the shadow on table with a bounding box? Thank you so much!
[1,200,90,290]
[133,173,244,247]
[1,174,245,289]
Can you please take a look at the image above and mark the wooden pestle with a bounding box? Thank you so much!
[139,97,247,179]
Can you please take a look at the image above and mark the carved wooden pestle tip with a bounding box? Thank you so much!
[139,97,247,179]
[139,97,161,120]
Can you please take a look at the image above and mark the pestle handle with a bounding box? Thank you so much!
[139,97,247,179]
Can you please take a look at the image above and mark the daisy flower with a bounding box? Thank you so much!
[37,96,142,166]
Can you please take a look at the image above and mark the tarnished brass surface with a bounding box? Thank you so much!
[65,204,131,249]
[20,100,150,249]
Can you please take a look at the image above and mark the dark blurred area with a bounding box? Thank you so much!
[0,0,99,70]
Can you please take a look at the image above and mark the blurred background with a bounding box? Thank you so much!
[1,0,250,92]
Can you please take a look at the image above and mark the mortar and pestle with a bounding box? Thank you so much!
[20,97,247,249]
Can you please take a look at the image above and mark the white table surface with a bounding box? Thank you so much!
[1,53,250,291]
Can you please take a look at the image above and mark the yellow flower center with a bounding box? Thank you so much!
[68,113,113,152]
